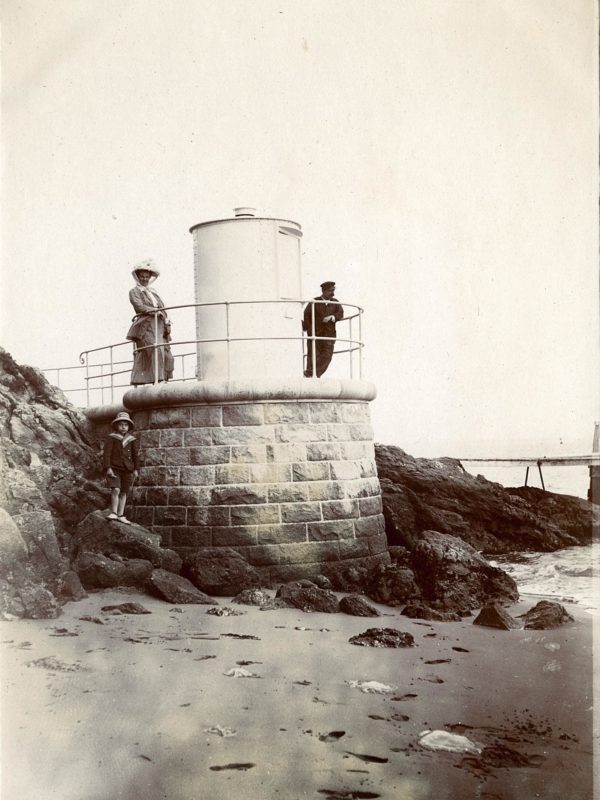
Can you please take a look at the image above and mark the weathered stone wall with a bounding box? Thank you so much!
[125,399,388,582]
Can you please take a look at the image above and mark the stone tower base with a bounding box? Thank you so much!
[88,379,390,584]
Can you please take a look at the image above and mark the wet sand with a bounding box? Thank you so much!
[0,590,595,800]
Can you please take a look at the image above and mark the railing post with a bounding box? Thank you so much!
[225,302,231,379]
[153,312,159,385]
[311,300,316,377]
[358,307,363,379]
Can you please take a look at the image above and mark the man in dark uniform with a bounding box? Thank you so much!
[302,281,344,377]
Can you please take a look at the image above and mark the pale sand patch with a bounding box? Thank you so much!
[0,590,593,800]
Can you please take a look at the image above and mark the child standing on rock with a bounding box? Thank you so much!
[103,411,139,525]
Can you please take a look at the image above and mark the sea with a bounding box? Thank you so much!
[460,463,599,615]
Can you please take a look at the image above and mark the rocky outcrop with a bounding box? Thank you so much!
[376,444,595,555]
[275,580,340,613]
[0,350,104,617]
[473,603,520,630]
[147,570,215,604]
[519,600,574,629]
[182,547,261,596]
[339,594,381,617]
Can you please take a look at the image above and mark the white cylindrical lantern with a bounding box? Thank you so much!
[189,210,303,380]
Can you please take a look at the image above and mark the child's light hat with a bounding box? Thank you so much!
[111,411,134,430]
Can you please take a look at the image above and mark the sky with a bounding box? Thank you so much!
[1,0,598,459]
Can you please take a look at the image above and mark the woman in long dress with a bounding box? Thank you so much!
[126,260,173,385]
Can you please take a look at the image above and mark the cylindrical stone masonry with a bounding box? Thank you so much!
[88,380,390,584]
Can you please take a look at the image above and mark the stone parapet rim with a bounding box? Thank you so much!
[109,378,377,412]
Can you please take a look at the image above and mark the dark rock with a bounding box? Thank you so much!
[73,511,182,573]
[325,563,371,592]
[366,563,420,606]
[58,570,87,600]
[182,547,261,596]
[74,551,153,589]
[519,600,575,629]
[401,602,461,622]
[349,627,415,648]
[339,594,381,617]
[410,531,518,613]
[232,589,272,606]
[387,546,412,566]
[18,584,60,619]
[100,602,151,614]
[473,603,520,630]
[276,580,339,613]
[376,444,596,554]
[313,574,333,590]
[147,569,214,604]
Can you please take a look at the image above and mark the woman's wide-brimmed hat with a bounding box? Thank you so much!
[111,411,134,430]
[132,258,160,280]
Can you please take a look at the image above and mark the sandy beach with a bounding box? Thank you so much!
[1,590,594,800]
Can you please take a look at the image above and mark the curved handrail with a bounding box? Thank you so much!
[60,298,366,406]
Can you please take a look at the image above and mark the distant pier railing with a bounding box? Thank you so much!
[43,298,365,407]
[460,455,600,491]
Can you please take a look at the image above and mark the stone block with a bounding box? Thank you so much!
[359,495,383,516]
[329,461,361,481]
[212,526,258,547]
[308,403,343,423]
[210,485,268,506]
[143,448,165,466]
[191,406,222,427]
[170,527,213,548]
[263,403,310,424]
[307,519,355,541]
[355,514,386,538]
[340,403,370,423]
[348,423,375,441]
[231,445,267,463]
[250,463,292,484]
[236,545,282,567]
[230,504,280,526]
[180,466,216,485]
[183,428,213,447]
[149,408,191,429]
[277,541,340,565]
[212,426,276,445]
[161,429,184,447]
[167,487,201,506]
[338,538,370,559]
[257,523,308,545]
[151,526,172,547]
[133,506,154,526]
[368,533,389,555]
[326,424,351,441]
[280,502,322,523]
[164,448,191,466]
[130,487,147,505]
[139,466,181,487]
[268,484,310,503]
[306,442,343,461]
[360,459,378,478]
[146,487,169,506]
[344,477,382,498]
[266,443,307,463]
[321,499,360,520]
[132,411,150,429]
[188,506,231,526]
[292,461,330,482]
[139,430,160,448]
[215,464,252,485]
[308,481,346,501]
[275,424,328,443]
[154,506,187,526]
[223,404,264,426]
[344,442,374,460]
[190,446,231,465]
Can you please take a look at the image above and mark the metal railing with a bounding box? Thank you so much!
[44,299,365,407]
